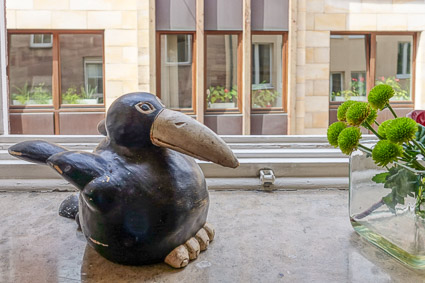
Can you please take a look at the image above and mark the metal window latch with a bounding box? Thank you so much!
[259,169,275,187]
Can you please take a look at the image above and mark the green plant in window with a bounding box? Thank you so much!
[11,82,31,105]
[80,85,98,99]
[31,83,51,104]
[252,88,279,108]
[375,76,409,101]
[62,87,80,104]
[206,85,237,104]
[327,83,425,217]
[350,77,366,97]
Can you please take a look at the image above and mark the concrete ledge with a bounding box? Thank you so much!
[206,177,349,190]
[0,177,349,192]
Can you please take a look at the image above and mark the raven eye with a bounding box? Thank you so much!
[135,102,156,114]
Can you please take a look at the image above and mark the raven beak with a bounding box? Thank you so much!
[150,109,239,168]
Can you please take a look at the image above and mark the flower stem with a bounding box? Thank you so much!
[411,139,425,158]
[354,199,385,219]
[363,121,384,140]
[387,103,398,118]
[374,120,380,127]
[416,182,424,215]
[358,144,372,154]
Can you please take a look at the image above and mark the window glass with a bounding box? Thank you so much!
[330,35,367,102]
[9,34,53,106]
[160,34,193,109]
[206,34,239,110]
[330,72,344,101]
[376,35,413,101]
[59,34,104,105]
[251,34,282,109]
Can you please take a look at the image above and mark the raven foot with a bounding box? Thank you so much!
[164,223,215,268]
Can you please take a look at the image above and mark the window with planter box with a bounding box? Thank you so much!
[330,32,416,104]
[8,31,105,135]
[205,33,241,112]
[329,32,417,126]
[251,33,286,111]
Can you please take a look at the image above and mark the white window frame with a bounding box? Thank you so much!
[29,34,53,48]
[252,43,273,90]
[84,58,103,95]
[397,42,411,79]
[330,72,344,95]
[165,34,192,65]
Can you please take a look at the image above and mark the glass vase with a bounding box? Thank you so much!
[350,148,425,269]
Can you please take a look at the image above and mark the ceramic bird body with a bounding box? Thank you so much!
[9,92,238,267]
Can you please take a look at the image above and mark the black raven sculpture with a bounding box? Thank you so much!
[9,92,238,268]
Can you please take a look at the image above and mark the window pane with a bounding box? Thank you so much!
[206,34,238,110]
[9,34,53,106]
[376,35,413,101]
[42,34,52,44]
[60,34,104,105]
[161,34,193,109]
[330,35,367,102]
[251,34,283,109]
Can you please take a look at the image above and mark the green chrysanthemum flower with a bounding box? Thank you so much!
[363,108,377,126]
[386,117,418,144]
[337,100,356,122]
[327,122,347,147]
[337,127,362,155]
[346,102,371,126]
[372,140,403,166]
[368,84,395,110]
[377,119,393,139]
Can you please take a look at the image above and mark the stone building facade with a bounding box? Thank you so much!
[2,0,425,135]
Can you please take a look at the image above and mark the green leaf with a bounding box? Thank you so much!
[372,172,389,183]
[381,165,420,213]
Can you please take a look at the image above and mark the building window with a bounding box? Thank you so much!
[397,42,411,79]
[205,33,241,111]
[9,34,54,106]
[8,31,105,135]
[330,34,367,102]
[30,34,52,48]
[351,72,366,97]
[330,72,344,101]
[375,35,413,101]
[165,34,192,65]
[158,33,195,110]
[59,34,104,105]
[330,33,415,103]
[251,33,285,110]
[84,58,104,102]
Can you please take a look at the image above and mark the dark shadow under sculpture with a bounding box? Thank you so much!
[9,92,239,267]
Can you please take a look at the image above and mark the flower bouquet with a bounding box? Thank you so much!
[328,84,425,268]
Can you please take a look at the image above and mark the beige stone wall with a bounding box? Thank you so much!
[291,0,425,134]
[5,0,152,109]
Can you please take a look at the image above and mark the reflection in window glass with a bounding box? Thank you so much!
[60,34,104,105]
[206,34,238,110]
[376,35,413,101]
[161,34,193,109]
[9,34,53,106]
[330,35,367,102]
[30,34,53,48]
[251,34,283,109]
[330,72,344,101]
